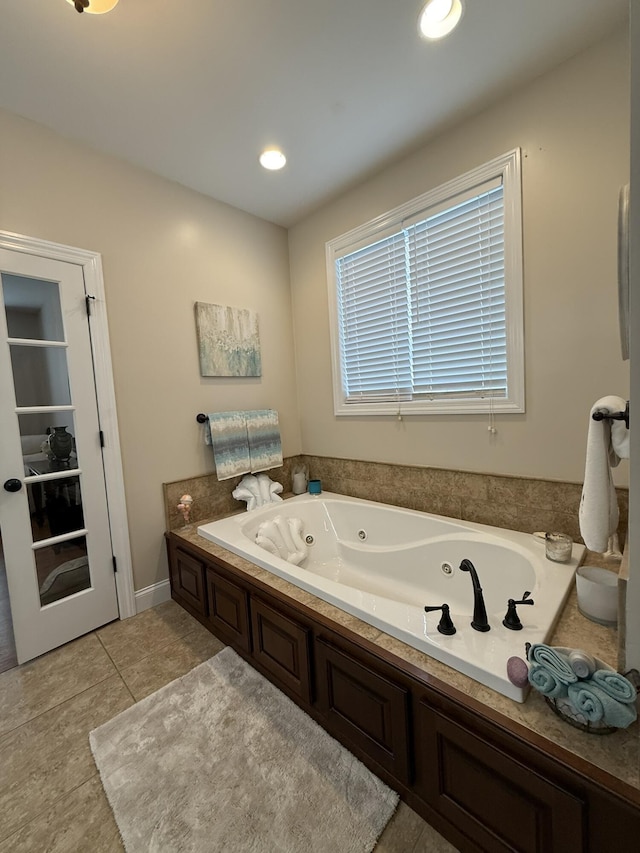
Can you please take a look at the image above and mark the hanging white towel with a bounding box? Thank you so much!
[579,395,628,553]
[611,411,630,461]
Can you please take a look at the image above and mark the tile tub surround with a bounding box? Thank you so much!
[302,456,629,548]
[173,522,638,792]
[163,455,305,531]
[164,455,628,547]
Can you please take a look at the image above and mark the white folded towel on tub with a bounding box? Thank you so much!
[256,516,308,565]
[579,395,629,553]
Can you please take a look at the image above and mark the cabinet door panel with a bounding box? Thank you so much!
[206,567,251,652]
[315,638,410,784]
[416,699,585,853]
[251,597,312,704]
[170,548,207,616]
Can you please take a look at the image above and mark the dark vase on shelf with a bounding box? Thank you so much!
[48,426,74,462]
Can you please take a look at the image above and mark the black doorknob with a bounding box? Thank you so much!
[3,478,22,493]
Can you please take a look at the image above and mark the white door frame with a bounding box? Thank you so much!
[0,230,135,620]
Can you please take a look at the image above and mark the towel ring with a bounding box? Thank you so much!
[592,400,629,429]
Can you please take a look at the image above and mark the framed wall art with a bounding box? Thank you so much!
[195,302,261,377]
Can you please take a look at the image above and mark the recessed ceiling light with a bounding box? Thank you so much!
[66,0,120,13]
[259,149,287,171]
[418,0,463,40]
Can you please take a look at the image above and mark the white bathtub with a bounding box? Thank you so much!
[197,492,583,701]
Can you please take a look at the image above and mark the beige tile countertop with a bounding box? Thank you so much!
[171,519,639,793]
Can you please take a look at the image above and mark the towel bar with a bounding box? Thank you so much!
[592,400,629,429]
[196,413,208,423]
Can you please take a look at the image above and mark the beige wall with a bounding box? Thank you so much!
[288,29,630,486]
[0,27,630,597]
[0,110,301,591]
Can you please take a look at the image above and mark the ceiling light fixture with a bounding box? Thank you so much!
[259,149,287,171]
[418,0,463,40]
[66,0,120,14]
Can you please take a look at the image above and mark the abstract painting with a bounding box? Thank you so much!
[195,302,261,377]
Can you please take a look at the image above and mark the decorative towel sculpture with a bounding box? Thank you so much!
[255,516,308,565]
[232,473,283,511]
[579,395,629,553]
[206,410,283,481]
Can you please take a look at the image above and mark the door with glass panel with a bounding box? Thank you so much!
[0,249,118,664]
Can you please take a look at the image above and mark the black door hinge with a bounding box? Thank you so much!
[99,430,105,448]
[112,556,117,574]
[85,295,96,316]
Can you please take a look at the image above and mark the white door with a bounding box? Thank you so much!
[0,248,119,664]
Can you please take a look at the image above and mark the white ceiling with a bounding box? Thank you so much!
[0,1,628,227]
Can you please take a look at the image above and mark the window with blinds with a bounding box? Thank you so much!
[327,150,524,416]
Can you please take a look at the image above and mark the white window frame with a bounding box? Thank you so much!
[326,149,524,416]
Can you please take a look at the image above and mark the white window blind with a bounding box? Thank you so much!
[336,231,411,401]
[407,184,505,398]
[327,150,523,416]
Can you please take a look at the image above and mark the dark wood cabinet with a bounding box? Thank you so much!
[169,547,207,616]
[250,596,312,704]
[415,697,585,853]
[167,533,640,853]
[315,637,411,785]
[206,566,251,652]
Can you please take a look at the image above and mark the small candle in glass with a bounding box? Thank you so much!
[545,532,573,562]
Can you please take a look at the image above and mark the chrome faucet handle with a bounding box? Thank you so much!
[424,603,456,635]
[503,591,535,631]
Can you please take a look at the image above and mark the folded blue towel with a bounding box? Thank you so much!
[592,669,637,704]
[528,644,577,686]
[567,681,637,728]
[528,663,569,699]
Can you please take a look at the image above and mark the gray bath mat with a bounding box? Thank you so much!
[90,647,398,852]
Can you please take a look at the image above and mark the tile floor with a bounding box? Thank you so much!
[0,600,458,852]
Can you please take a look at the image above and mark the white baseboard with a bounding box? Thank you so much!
[135,579,172,613]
